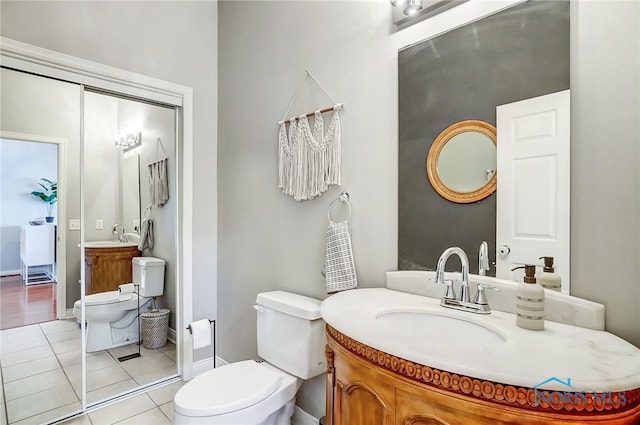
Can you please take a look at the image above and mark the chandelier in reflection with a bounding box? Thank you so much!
[114,131,141,149]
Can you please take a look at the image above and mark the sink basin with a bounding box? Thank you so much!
[123,233,141,243]
[375,307,506,350]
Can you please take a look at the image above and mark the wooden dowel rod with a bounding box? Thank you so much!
[280,103,343,125]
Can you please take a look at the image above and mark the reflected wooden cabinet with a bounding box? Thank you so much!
[85,246,140,294]
[325,325,640,425]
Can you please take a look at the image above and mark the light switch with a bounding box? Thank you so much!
[69,219,81,230]
[96,219,103,230]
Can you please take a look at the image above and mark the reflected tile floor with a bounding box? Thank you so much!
[0,319,178,425]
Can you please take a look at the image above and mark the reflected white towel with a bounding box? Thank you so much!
[138,218,154,251]
[149,159,169,207]
[325,220,357,293]
[189,319,212,350]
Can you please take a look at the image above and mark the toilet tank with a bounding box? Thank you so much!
[133,257,165,297]
[255,291,326,380]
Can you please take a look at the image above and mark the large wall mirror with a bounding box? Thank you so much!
[0,66,179,422]
[83,90,178,402]
[398,0,569,278]
[426,120,497,204]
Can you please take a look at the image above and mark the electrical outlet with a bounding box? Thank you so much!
[133,219,140,232]
[69,219,81,230]
[96,219,103,230]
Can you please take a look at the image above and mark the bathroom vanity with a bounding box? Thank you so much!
[84,243,140,294]
[321,279,640,425]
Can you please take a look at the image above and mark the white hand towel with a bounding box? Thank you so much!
[138,218,154,251]
[189,319,212,349]
[325,220,357,293]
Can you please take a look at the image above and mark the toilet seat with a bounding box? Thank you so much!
[174,360,282,417]
[84,290,132,306]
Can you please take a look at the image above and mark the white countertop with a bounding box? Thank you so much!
[321,288,640,392]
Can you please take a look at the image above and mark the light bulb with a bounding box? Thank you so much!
[404,0,423,16]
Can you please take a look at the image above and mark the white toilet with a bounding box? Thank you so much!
[73,256,165,352]
[173,291,326,425]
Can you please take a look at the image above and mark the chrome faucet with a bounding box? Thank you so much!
[435,247,471,303]
[113,224,126,242]
[432,246,498,314]
[478,241,490,276]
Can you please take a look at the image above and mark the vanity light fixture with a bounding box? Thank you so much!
[114,131,141,150]
[404,0,423,16]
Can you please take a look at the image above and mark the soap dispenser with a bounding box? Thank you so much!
[512,265,545,331]
[538,256,561,291]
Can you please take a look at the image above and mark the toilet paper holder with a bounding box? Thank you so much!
[187,319,217,368]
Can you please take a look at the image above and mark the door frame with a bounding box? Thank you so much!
[0,36,195,380]
[0,130,67,318]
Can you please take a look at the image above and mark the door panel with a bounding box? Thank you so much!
[496,90,570,291]
[335,381,390,425]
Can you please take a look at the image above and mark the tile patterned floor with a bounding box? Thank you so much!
[0,319,179,425]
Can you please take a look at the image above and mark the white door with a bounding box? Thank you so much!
[496,90,570,292]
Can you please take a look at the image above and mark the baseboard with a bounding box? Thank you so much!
[191,356,228,377]
[0,270,21,277]
[292,406,319,425]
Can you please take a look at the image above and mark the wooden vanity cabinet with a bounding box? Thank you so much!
[84,246,140,294]
[325,325,640,425]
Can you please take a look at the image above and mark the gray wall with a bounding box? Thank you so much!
[218,1,398,417]
[398,0,569,274]
[0,1,218,328]
[133,99,178,329]
[84,92,120,243]
[570,0,640,348]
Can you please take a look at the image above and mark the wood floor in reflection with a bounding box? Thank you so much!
[0,274,56,330]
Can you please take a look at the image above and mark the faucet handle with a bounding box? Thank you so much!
[473,283,499,305]
[429,277,456,300]
[442,279,456,300]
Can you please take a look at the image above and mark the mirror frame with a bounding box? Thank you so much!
[426,119,497,203]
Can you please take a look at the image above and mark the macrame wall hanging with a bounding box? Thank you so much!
[277,70,344,201]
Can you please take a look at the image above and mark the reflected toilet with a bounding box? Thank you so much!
[73,256,165,352]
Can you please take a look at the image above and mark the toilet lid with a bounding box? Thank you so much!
[174,360,282,417]
[84,291,131,306]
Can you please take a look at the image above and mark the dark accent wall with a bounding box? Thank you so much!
[398,0,569,274]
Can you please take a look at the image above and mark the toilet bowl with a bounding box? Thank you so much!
[174,361,300,425]
[174,291,326,425]
[73,291,152,352]
[74,256,166,352]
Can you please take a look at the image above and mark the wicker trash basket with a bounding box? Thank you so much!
[141,309,170,349]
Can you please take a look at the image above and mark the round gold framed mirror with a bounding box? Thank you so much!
[426,120,497,203]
